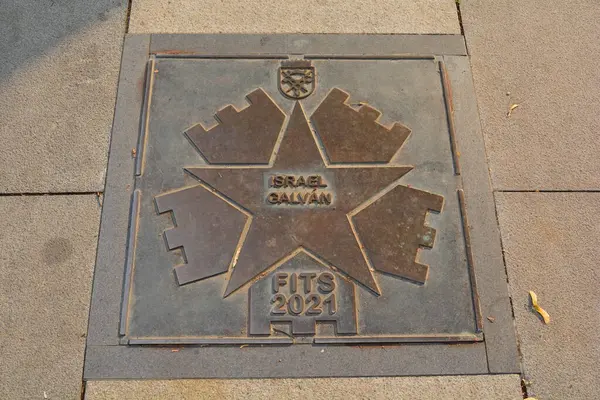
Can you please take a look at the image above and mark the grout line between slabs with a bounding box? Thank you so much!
[455,0,465,36]
[124,0,133,33]
[80,380,87,400]
[490,190,526,379]
[496,189,600,193]
[0,191,102,197]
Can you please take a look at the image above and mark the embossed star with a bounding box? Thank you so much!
[181,102,412,296]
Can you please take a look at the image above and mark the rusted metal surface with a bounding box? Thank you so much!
[353,185,443,284]
[185,88,285,164]
[119,57,480,346]
[439,60,461,175]
[134,57,155,176]
[311,88,411,163]
[183,102,412,296]
[304,54,436,60]
[119,190,141,336]
[458,188,483,332]
[155,185,247,285]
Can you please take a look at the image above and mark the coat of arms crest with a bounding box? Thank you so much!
[279,60,315,99]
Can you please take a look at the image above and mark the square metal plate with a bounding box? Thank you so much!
[85,34,519,379]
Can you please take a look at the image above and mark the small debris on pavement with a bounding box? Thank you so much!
[507,103,520,117]
[131,148,137,158]
[529,290,550,324]
[240,344,248,349]
[171,348,180,352]
[320,349,325,353]
[96,192,103,207]
[43,391,48,399]
[487,316,495,323]
[271,327,293,338]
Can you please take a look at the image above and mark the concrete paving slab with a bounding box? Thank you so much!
[496,193,600,399]
[0,195,101,399]
[462,0,600,190]
[85,375,523,400]
[129,0,460,34]
[0,0,127,193]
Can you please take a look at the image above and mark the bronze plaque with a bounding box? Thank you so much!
[86,35,519,379]
[119,56,482,345]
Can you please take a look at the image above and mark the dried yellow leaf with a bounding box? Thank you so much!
[529,291,550,324]
[507,103,520,117]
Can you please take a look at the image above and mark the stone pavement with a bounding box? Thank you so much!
[463,0,600,398]
[0,0,598,399]
[495,193,600,399]
[463,0,600,190]
[0,195,101,399]
[0,0,126,193]
[84,376,522,400]
[128,0,460,34]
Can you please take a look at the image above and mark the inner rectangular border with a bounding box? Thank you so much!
[122,54,482,346]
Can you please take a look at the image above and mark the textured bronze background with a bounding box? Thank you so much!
[312,88,411,163]
[354,185,444,283]
[121,57,480,345]
[185,88,285,164]
[183,102,412,296]
[155,185,246,285]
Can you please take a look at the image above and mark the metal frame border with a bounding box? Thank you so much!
[84,34,519,379]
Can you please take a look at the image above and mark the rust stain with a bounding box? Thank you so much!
[440,62,454,113]
[152,49,198,56]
